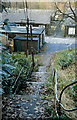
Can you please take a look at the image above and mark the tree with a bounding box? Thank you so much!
[54,0,77,36]
[0,3,7,13]
[55,0,77,23]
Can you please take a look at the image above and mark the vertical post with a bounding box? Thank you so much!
[30,25,33,52]
[30,25,35,68]
[30,25,32,42]
[32,49,35,69]
[59,100,61,120]
[16,1,17,11]
[25,0,29,57]
[39,35,41,50]
[26,17,29,57]
[26,25,28,57]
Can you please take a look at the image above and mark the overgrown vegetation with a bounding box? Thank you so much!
[2,50,32,95]
[53,48,76,97]
[48,48,77,119]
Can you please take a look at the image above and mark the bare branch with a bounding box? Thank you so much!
[55,2,75,21]
[69,0,76,19]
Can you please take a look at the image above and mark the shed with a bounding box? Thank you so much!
[2,9,55,35]
[0,26,45,53]
[13,36,39,53]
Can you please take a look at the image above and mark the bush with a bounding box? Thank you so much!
[57,50,75,69]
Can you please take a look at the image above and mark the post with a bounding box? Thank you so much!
[59,99,61,120]
[26,25,28,57]
[32,49,35,69]
[16,1,17,11]
[26,17,29,57]
[30,25,32,42]
[30,25,34,68]
[30,25,33,51]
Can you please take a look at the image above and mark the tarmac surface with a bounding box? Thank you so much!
[43,37,76,54]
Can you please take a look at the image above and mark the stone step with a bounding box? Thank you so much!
[26,82,45,85]
[38,66,46,72]
[31,72,50,82]
[31,72,50,76]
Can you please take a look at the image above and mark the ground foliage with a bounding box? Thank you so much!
[49,48,77,119]
[2,50,32,95]
[53,48,76,97]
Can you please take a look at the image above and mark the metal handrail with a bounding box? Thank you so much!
[53,68,77,117]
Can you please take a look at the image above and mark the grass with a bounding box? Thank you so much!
[46,48,77,119]
[51,48,75,92]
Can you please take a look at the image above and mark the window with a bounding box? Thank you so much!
[68,27,75,35]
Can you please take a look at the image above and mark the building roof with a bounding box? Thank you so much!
[0,26,45,35]
[2,9,55,25]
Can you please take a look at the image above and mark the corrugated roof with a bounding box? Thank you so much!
[2,9,55,24]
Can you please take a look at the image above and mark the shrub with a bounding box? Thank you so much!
[57,50,75,69]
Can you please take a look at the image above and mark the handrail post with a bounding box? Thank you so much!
[54,69,59,118]
[59,97,61,120]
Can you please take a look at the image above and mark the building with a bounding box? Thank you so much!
[64,18,75,37]
[0,26,45,53]
[54,8,76,37]
[2,9,55,35]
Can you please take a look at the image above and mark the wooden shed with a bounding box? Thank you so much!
[13,36,39,53]
[0,26,45,53]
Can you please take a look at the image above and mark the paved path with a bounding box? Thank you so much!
[43,37,76,54]
[38,37,76,66]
